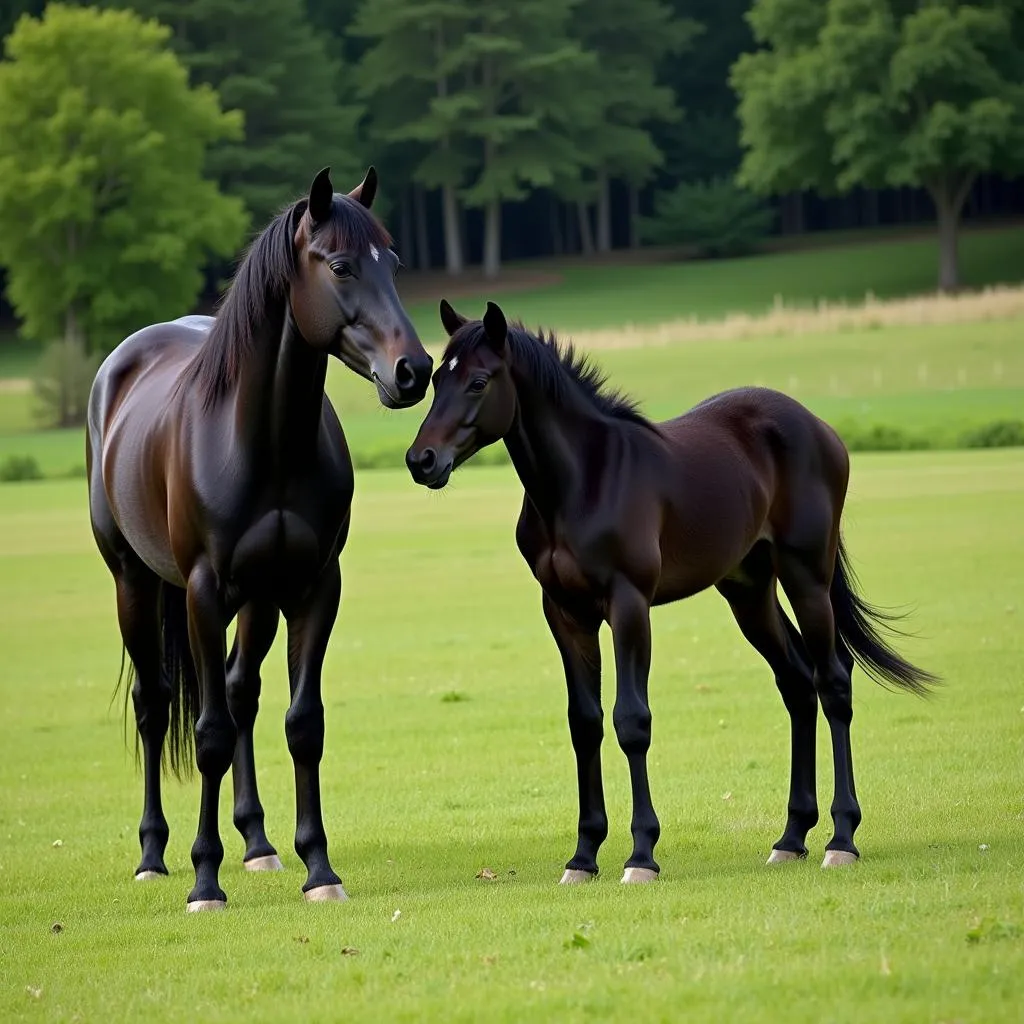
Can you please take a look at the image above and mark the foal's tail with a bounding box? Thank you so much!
[830,535,939,697]
[116,582,201,781]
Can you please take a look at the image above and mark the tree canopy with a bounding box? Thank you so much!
[0,4,248,352]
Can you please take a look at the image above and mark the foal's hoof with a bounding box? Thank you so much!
[821,850,859,869]
[620,867,659,884]
[304,883,348,903]
[559,868,597,885]
[766,849,805,865]
[186,899,227,913]
[244,854,284,872]
[134,869,166,882]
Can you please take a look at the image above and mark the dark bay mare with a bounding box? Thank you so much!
[407,300,937,883]
[87,168,432,910]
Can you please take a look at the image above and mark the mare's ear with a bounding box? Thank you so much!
[439,298,468,337]
[482,301,507,355]
[308,167,334,224]
[348,166,378,209]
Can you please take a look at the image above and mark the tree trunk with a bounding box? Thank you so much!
[863,188,879,228]
[628,184,640,249]
[441,185,463,276]
[399,188,414,268]
[596,172,612,253]
[550,194,564,255]
[413,185,430,270]
[577,202,594,256]
[929,175,975,293]
[483,199,501,278]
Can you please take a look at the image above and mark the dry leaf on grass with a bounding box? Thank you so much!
[341,947,360,957]
[476,867,498,881]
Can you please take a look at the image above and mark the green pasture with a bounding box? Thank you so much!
[1,450,1023,1022]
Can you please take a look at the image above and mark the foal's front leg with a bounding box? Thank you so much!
[284,559,346,901]
[543,594,607,884]
[609,578,661,883]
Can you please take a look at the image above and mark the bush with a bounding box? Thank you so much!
[350,442,510,472]
[639,178,775,258]
[0,455,43,482]
[33,338,101,429]
[960,420,1024,449]
[839,424,932,453]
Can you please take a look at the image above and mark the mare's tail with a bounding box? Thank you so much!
[116,582,201,780]
[830,535,939,697]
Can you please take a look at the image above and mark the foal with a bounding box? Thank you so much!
[407,300,936,883]
[88,168,432,909]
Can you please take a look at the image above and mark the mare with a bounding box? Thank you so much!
[87,168,432,910]
[406,300,936,883]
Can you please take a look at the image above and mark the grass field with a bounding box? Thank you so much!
[1,450,1022,1022]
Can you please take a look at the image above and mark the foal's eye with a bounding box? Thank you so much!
[329,261,352,279]
[468,378,488,394]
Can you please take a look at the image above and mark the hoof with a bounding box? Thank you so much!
[244,854,284,872]
[822,850,859,869]
[304,883,348,903]
[620,867,659,884]
[766,849,805,865]
[134,870,165,882]
[186,899,227,913]
[559,868,597,885]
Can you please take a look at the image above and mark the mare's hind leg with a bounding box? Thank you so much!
[226,601,283,870]
[776,522,861,867]
[717,543,819,862]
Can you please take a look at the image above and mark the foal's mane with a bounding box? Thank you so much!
[444,321,653,428]
[184,194,392,408]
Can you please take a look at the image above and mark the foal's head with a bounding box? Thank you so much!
[406,300,516,488]
[290,167,432,407]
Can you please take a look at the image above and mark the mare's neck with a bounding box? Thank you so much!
[502,359,610,521]
[233,298,328,470]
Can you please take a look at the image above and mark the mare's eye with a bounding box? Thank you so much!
[330,261,352,279]
[469,378,488,394]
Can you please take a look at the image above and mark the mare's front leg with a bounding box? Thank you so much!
[543,594,607,884]
[227,600,283,870]
[284,558,346,901]
[608,578,661,883]
[185,558,234,911]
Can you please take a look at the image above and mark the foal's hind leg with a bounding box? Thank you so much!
[227,601,283,871]
[777,528,861,867]
[718,546,819,862]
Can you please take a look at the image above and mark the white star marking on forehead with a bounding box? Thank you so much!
[448,356,459,371]
[369,244,380,262]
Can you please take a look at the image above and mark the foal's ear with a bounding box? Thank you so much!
[348,166,378,209]
[482,301,508,354]
[308,167,334,224]
[439,298,468,337]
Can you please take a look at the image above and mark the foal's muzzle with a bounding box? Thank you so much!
[406,445,452,489]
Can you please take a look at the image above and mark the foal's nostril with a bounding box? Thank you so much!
[394,356,416,393]
[405,446,437,480]
[419,448,437,474]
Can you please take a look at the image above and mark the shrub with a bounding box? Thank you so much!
[33,338,101,429]
[0,455,43,482]
[960,420,1024,449]
[639,178,775,258]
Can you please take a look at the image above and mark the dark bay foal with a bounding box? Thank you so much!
[407,300,936,883]
[88,168,432,909]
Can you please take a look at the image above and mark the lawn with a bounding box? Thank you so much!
[1,451,1022,1022]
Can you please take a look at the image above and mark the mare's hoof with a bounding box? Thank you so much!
[821,850,859,868]
[766,849,805,865]
[186,899,227,913]
[620,867,659,884]
[244,854,284,872]
[134,869,166,882]
[304,883,348,902]
[559,869,597,885]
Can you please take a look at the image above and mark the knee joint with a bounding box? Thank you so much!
[613,708,651,756]
[194,714,235,777]
[285,702,324,764]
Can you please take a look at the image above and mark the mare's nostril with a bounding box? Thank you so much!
[394,356,416,392]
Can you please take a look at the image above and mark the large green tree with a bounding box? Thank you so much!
[0,4,248,353]
[107,0,363,225]
[733,0,1024,290]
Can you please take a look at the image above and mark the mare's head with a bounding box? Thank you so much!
[289,167,431,407]
[406,299,517,488]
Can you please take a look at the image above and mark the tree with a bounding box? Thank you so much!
[108,0,363,225]
[0,4,248,354]
[732,0,1024,291]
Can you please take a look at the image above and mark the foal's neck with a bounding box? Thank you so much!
[234,297,328,471]
[503,360,611,521]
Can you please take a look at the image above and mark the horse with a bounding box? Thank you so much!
[406,299,937,884]
[87,167,433,910]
